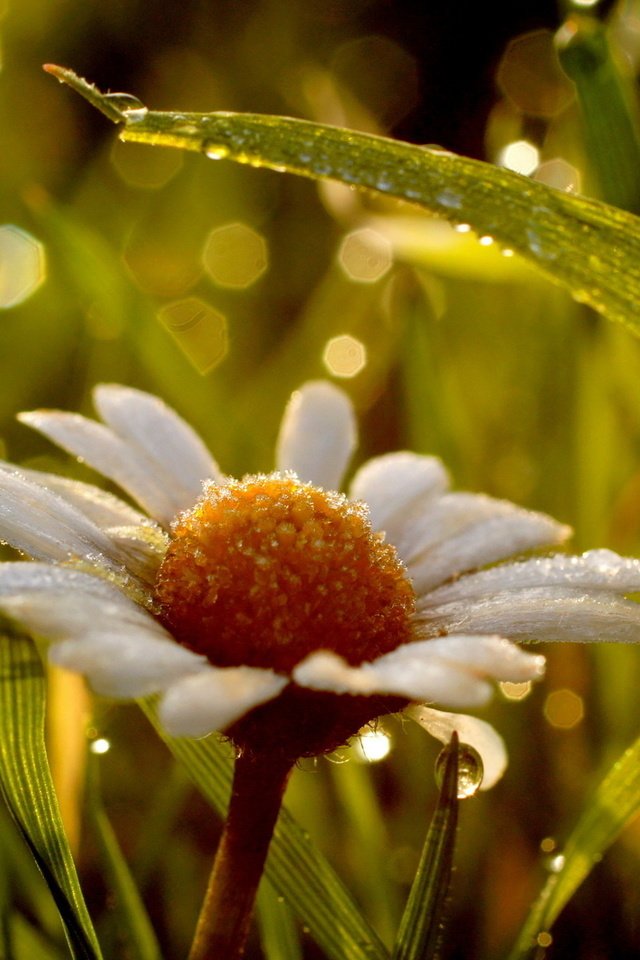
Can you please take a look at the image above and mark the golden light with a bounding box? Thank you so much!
[202,222,268,289]
[338,228,392,283]
[497,139,540,175]
[353,728,392,763]
[0,225,46,308]
[322,334,367,378]
[497,30,575,117]
[158,297,228,373]
[89,738,111,755]
[543,688,585,730]
[111,140,183,190]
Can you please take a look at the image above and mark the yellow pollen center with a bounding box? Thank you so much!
[153,473,416,673]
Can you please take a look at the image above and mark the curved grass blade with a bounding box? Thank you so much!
[0,626,102,960]
[139,699,389,960]
[391,735,459,960]
[507,733,640,960]
[85,758,161,960]
[46,64,640,333]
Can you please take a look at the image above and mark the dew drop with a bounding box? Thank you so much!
[103,93,148,121]
[203,142,230,160]
[375,172,394,192]
[546,852,566,873]
[536,931,553,948]
[434,742,484,798]
[436,188,463,209]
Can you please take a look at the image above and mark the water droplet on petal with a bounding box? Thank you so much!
[103,93,148,121]
[434,742,484,798]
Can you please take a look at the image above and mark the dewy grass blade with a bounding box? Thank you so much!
[507,733,640,960]
[391,735,459,960]
[139,699,389,960]
[46,64,640,333]
[0,627,102,960]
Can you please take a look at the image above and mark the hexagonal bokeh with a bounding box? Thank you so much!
[497,139,540,175]
[534,157,581,193]
[0,225,46,308]
[322,334,367,378]
[497,29,575,117]
[338,228,392,283]
[202,222,268,289]
[157,297,228,374]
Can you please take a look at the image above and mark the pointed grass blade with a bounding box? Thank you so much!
[507,733,640,959]
[0,627,102,959]
[557,14,640,213]
[47,64,640,333]
[139,699,389,960]
[391,735,459,960]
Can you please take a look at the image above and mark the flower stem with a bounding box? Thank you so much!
[188,750,293,960]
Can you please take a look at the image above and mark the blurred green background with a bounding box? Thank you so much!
[3,0,640,957]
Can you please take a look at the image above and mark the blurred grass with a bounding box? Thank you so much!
[3,0,640,958]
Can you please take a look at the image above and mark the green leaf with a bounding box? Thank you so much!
[507,733,640,960]
[0,627,102,960]
[391,735,459,960]
[47,64,640,333]
[9,914,66,960]
[138,699,389,960]
[85,758,161,960]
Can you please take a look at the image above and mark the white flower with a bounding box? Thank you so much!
[1,382,639,788]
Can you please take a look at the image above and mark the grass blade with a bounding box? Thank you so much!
[391,735,459,960]
[47,64,640,333]
[507,733,640,959]
[139,699,389,960]
[256,881,303,960]
[0,627,101,960]
[86,759,161,960]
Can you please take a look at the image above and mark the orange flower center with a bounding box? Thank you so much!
[153,473,415,674]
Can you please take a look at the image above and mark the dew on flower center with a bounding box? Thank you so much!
[153,473,415,674]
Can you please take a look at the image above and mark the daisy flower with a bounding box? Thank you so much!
[1,381,640,781]
[2,381,640,959]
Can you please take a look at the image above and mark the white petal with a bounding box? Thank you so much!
[293,649,492,708]
[0,587,164,639]
[423,549,640,608]
[406,636,546,681]
[0,463,149,528]
[159,668,288,737]
[19,410,181,525]
[349,452,449,537]
[93,384,221,513]
[49,632,206,697]
[0,561,133,601]
[408,706,507,790]
[418,590,640,643]
[0,468,120,568]
[276,381,356,490]
[407,499,571,593]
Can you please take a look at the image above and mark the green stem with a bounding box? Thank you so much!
[188,751,293,960]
